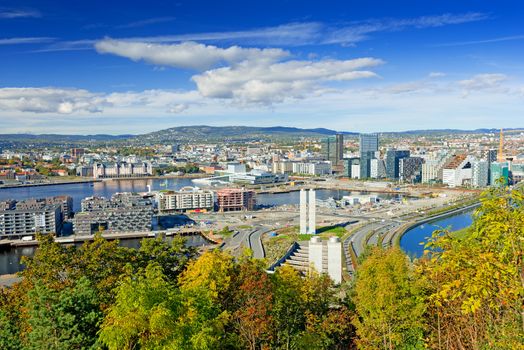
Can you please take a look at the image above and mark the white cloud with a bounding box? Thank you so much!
[428,72,446,78]
[0,88,106,114]
[0,37,54,45]
[95,39,289,70]
[0,9,41,19]
[192,57,382,104]
[458,73,509,96]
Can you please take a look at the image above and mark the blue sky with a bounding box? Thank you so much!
[0,0,522,134]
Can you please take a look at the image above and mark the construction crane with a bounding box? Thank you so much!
[497,128,504,162]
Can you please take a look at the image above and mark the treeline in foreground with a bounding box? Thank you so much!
[0,187,523,350]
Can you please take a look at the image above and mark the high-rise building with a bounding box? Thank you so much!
[321,134,344,168]
[359,133,378,179]
[399,157,423,183]
[385,149,410,179]
[472,160,489,187]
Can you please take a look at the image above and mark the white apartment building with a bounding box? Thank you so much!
[442,155,473,188]
[472,160,489,187]
[156,187,214,213]
[292,162,332,176]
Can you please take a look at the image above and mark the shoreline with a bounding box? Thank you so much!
[0,173,207,190]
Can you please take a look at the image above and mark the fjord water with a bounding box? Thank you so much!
[400,210,474,258]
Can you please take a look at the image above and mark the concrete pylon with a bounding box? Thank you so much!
[307,189,316,234]
[299,189,308,234]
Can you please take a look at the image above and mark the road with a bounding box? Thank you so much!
[248,226,267,259]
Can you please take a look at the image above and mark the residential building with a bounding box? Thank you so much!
[93,162,153,179]
[74,193,153,235]
[0,202,62,238]
[156,187,214,213]
[216,188,256,212]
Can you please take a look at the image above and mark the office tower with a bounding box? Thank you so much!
[385,149,410,179]
[370,158,386,179]
[490,162,509,186]
[299,189,316,234]
[359,133,378,179]
[472,160,489,187]
[399,157,423,183]
[321,134,344,167]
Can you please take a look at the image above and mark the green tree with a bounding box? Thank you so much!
[98,263,181,350]
[352,247,426,349]
[24,277,103,350]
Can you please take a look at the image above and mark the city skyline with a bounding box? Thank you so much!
[1,1,523,134]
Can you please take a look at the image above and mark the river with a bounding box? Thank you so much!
[399,210,474,258]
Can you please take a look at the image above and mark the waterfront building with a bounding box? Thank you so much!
[321,134,344,169]
[0,202,62,238]
[511,163,524,184]
[216,188,256,212]
[359,133,379,179]
[292,161,331,176]
[93,162,153,179]
[385,149,410,179]
[399,157,423,183]
[490,162,509,186]
[156,187,214,213]
[230,170,288,185]
[299,189,316,234]
[74,193,153,235]
[472,160,489,187]
[76,165,94,177]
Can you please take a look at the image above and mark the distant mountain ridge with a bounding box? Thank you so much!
[0,125,521,143]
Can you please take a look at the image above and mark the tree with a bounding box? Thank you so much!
[270,265,308,350]
[352,247,426,349]
[422,186,524,349]
[24,277,103,350]
[231,258,274,350]
[177,250,235,349]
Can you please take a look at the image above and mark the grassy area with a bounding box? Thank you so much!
[216,226,235,238]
